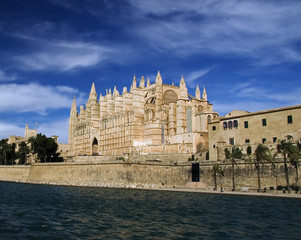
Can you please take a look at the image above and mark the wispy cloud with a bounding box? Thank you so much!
[0,70,17,81]
[129,0,301,66]
[0,118,70,143]
[11,36,115,71]
[37,118,70,143]
[185,68,212,88]
[213,79,301,115]
[0,83,85,114]
[0,121,24,139]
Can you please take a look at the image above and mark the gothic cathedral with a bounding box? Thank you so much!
[68,72,217,156]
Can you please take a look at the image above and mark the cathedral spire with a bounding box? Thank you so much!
[70,96,78,117]
[139,76,145,88]
[155,71,162,84]
[179,75,188,99]
[202,86,207,101]
[113,86,119,96]
[89,82,97,102]
[179,75,186,88]
[195,84,201,100]
[132,75,137,89]
[147,77,150,87]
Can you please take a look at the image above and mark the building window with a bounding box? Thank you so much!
[245,139,250,144]
[228,121,233,129]
[287,115,293,124]
[223,122,227,130]
[233,120,238,128]
[262,138,266,144]
[229,138,235,145]
[213,145,216,148]
[212,126,216,131]
[244,121,248,128]
[273,137,277,143]
[262,119,267,126]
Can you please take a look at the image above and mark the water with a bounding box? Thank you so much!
[0,182,300,240]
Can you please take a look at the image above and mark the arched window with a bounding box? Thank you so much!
[228,121,233,129]
[223,122,227,130]
[208,115,212,123]
[233,120,238,128]
[92,138,99,156]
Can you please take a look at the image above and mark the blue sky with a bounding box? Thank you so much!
[0,0,300,143]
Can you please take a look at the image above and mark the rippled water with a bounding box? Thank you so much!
[0,182,300,239]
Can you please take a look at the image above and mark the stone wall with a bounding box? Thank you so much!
[0,165,31,182]
[0,160,298,191]
[26,162,191,188]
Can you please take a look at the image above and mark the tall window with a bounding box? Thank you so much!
[186,107,192,133]
[273,137,277,143]
[223,122,227,130]
[244,121,248,128]
[212,126,216,131]
[229,138,235,145]
[228,121,233,129]
[262,138,266,144]
[262,119,267,126]
[233,120,238,128]
[287,115,293,124]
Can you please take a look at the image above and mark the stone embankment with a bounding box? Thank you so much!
[0,159,299,198]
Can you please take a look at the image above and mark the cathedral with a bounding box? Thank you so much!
[68,71,217,157]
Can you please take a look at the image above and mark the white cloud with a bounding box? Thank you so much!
[129,0,301,65]
[13,39,114,72]
[213,79,301,115]
[185,68,212,88]
[0,118,69,143]
[0,70,17,81]
[0,83,85,114]
[0,122,25,140]
[37,118,70,143]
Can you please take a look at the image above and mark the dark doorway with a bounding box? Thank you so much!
[192,163,200,182]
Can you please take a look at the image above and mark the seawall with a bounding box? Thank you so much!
[0,160,298,191]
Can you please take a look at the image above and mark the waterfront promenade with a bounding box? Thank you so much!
[162,187,301,199]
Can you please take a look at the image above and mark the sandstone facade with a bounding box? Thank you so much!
[68,72,218,157]
[208,105,301,160]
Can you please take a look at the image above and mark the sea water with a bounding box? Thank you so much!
[0,182,300,240]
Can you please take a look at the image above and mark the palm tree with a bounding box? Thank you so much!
[213,163,224,191]
[276,139,298,193]
[254,144,273,192]
[225,146,243,191]
[289,141,301,187]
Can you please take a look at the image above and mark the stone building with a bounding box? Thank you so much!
[68,72,217,157]
[208,105,301,160]
[8,124,37,147]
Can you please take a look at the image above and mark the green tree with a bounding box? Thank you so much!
[28,134,63,163]
[225,146,243,191]
[0,139,17,165]
[254,144,273,192]
[213,163,224,191]
[275,139,299,193]
[17,142,30,164]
